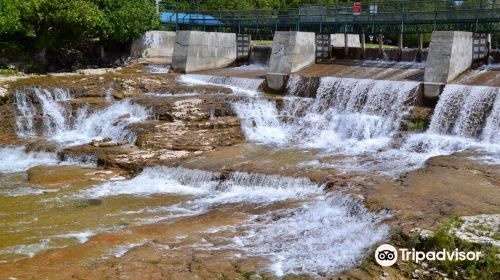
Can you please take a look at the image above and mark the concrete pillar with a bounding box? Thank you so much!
[361,32,366,59]
[378,34,384,59]
[423,31,473,98]
[331,34,361,48]
[155,0,160,13]
[130,31,176,64]
[172,31,237,73]
[266,31,316,91]
[344,33,349,58]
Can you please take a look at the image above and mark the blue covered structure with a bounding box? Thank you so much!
[160,12,222,26]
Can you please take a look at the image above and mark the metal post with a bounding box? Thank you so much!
[418,32,424,62]
[398,32,403,61]
[175,0,178,31]
[344,33,349,58]
[361,32,366,59]
[378,33,384,59]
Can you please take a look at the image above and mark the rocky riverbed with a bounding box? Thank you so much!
[0,64,498,279]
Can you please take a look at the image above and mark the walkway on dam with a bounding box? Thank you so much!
[159,0,500,34]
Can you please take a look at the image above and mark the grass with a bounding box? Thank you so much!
[408,119,428,132]
[408,216,500,279]
[252,40,273,46]
[0,69,19,76]
[492,233,500,241]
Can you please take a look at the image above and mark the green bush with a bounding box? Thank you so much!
[409,217,500,279]
[408,119,428,132]
[0,0,159,52]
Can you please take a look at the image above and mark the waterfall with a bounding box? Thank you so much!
[429,85,498,140]
[50,101,149,146]
[394,84,500,166]
[81,166,321,203]
[15,87,72,137]
[13,87,149,146]
[235,194,388,276]
[0,146,59,173]
[179,74,264,95]
[234,77,420,153]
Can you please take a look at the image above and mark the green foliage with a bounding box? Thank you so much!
[94,0,160,43]
[410,217,500,280]
[0,0,23,35]
[408,119,428,132]
[0,69,19,76]
[0,0,159,51]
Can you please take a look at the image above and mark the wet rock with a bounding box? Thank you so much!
[74,198,103,208]
[401,106,433,132]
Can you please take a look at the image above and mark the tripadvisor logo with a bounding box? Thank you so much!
[375,244,398,267]
[374,244,482,267]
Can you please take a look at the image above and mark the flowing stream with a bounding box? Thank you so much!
[1,70,499,278]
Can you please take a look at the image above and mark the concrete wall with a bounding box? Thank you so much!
[130,31,176,64]
[267,31,316,91]
[331,34,361,48]
[424,31,473,98]
[172,31,237,73]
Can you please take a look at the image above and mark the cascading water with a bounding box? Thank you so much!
[234,76,499,174]
[78,166,387,276]
[50,101,149,146]
[234,194,389,276]
[13,87,149,146]
[179,74,264,95]
[234,76,420,153]
[0,146,59,173]
[82,166,322,203]
[392,84,500,166]
[15,87,72,137]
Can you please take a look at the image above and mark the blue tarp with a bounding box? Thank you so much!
[160,12,222,26]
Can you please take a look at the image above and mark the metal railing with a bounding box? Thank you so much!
[159,0,500,36]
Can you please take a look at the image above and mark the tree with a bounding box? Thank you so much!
[18,0,104,49]
[94,0,160,43]
[0,0,23,35]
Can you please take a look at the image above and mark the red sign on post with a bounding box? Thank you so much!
[353,2,362,15]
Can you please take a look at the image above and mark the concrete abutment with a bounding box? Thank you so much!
[266,31,316,91]
[172,31,237,73]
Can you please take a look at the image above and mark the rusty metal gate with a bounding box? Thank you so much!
[315,34,331,63]
[237,34,251,59]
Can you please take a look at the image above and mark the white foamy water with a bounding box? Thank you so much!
[232,98,288,144]
[146,64,170,73]
[82,167,218,197]
[14,87,149,146]
[49,101,149,146]
[234,77,419,154]
[233,77,499,175]
[82,167,321,205]
[232,194,388,276]
[178,74,263,95]
[15,87,72,137]
[0,146,58,173]
[390,84,500,169]
[79,167,387,277]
